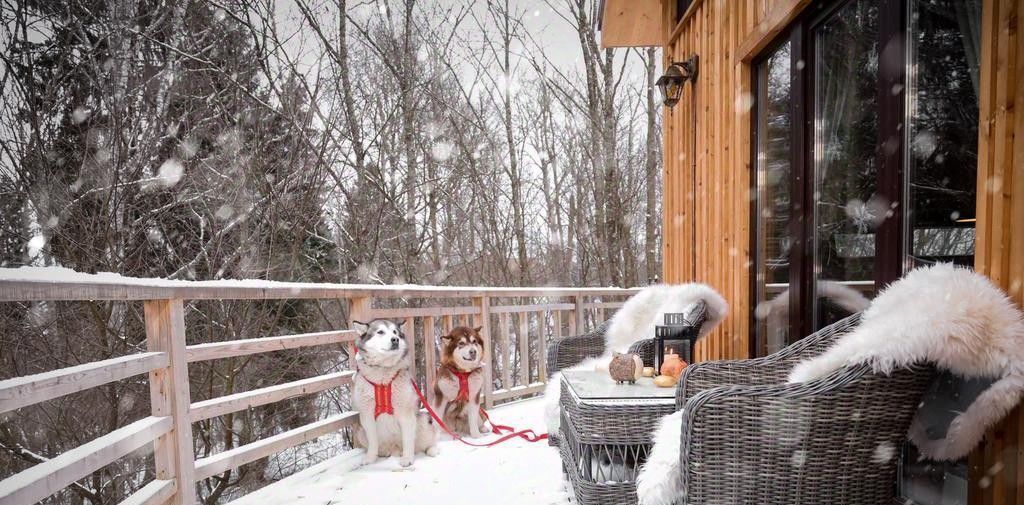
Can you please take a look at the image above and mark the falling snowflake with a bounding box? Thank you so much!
[790,450,806,468]
[180,137,199,159]
[27,235,46,257]
[911,131,937,160]
[95,148,112,164]
[431,141,454,162]
[215,205,234,221]
[146,228,163,243]
[144,159,185,192]
[734,92,754,113]
[71,106,91,124]
[872,442,895,464]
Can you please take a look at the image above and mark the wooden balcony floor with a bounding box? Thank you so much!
[230,397,568,505]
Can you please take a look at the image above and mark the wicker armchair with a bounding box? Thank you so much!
[546,300,710,374]
[672,314,934,505]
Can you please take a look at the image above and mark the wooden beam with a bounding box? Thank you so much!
[473,296,493,409]
[424,316,437,391]
[600,0,665,48]
[0,352,168,414]
[572,296,584,335]
[582,302,625,310]
[117,479,176,505]
[499,312,511,390]
[736,0,812,62]
[369,306,478,319]
[518,312,530,386]
[144,299,196,505]
[0,416,171,505]
[489,383,546,402]
[193,412,358,481]
[186,330,356,363]
[0,273,640,302]
[489,303,575,314]
[189,371,355,422]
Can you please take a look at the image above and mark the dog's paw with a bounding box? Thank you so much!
[469,429,483,439]
[425,446,439,457]
[362,453,379,466]
[399,456,414,467]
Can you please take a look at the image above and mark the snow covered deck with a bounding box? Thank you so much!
[230,398,568,505]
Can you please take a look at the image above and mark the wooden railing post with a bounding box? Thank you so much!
[349,297,372,327]
[144,299,196,505]
[348,296,372,359]
[473,296,494,408]
[572,294,584,334]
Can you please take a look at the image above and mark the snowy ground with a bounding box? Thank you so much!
[230,397,569,505]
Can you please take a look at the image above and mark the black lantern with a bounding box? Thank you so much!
[654,312,699,372]
[655,55,699,109]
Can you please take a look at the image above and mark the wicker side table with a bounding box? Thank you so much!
[559,370,676,505]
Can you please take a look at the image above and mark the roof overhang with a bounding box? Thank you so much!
[598,0,667,48]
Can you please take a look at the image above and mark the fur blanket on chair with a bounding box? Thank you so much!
[542,283,728,434]
[635,264,1024,505]
[788,263,1024,460]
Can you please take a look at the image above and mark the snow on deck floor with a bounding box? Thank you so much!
[231,397,569,505]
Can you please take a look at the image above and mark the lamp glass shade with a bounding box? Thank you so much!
[655,65,686,108]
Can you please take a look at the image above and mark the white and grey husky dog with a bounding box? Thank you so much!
[352,319,438,467]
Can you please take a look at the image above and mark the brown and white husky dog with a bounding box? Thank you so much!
[352,319,438,467]
[432,326,489,438]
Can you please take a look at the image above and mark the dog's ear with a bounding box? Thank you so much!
[351,320,369,334]
[473,326,483,334]
[395,319,406,328]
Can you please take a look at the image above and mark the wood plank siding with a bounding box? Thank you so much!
[662,0,776,362]
[658,0,1023,502]
[970,0,1024,503]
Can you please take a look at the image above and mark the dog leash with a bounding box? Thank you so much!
[351,345,547,446]
[409,380,548,446]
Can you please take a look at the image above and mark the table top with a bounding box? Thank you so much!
[561,370,676,400]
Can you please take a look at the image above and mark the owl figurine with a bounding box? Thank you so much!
[608,352,644,384]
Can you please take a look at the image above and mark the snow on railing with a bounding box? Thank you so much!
[0,267,637,505]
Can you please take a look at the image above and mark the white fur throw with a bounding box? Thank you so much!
[636,409,685,505]
[789,263,1024,460]
[543,283,728,435]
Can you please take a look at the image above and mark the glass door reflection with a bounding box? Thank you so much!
[812,0,880,329]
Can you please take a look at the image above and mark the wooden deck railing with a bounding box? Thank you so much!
[0,272,637,505]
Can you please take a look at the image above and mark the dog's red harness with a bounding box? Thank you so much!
[362,371,401,419]
[448,366,474,402]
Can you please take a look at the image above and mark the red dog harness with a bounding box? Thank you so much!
[362,371,401,419]
[448,366,474,402]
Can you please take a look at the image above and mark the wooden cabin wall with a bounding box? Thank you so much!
[662,0,1022,502]
[970,0,1024,503]
[662,0,782,361]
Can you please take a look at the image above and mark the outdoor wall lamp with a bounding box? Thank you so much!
[656,55,698,109]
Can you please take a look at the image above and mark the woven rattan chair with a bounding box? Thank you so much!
[672,314,934,505]
[546,300,710,374]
